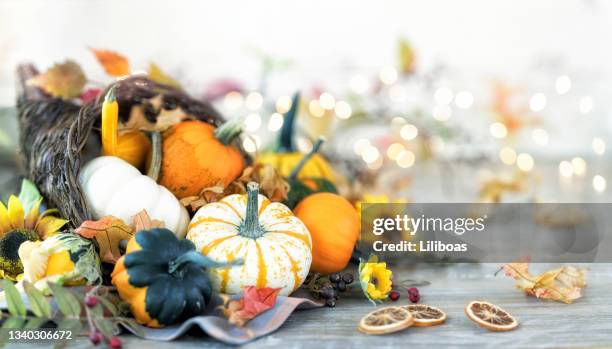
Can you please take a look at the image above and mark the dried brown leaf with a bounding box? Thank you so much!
[28,60,86,99]
[131,210,164,232]
[502,262,587,304]
[76,216,134,264]
[181,164,289,210]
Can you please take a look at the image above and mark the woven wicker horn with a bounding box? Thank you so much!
[16,66,226,227]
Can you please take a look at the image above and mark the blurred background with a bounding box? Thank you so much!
[1,0,611,203]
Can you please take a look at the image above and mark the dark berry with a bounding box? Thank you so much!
[325,298,336,307]
[85,295,98,308]
[342,273,354,284]
[389,290,400,301]
[408,287,420,303]
[337,281,347,292]
[329,273,341,283]
[109,337,122,349]
[320,284,334,299]
[89,331,102,345]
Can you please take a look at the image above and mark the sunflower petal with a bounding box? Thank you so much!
[35,216,68,239]
[24,199,42,230]
[0,201,10,235]
[8,196,24,229]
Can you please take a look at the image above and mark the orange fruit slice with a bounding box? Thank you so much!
[401,304,447,327]
[358,306,414,335]
[465,301,518,332]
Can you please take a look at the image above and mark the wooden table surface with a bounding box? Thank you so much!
[1,108,611,348]
[23,263,604,349]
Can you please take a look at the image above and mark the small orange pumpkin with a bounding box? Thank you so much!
[294,193,360,274]
[158,120,245,199]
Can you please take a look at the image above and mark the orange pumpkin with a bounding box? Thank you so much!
[159,120,245,199]
[294,193,360,274]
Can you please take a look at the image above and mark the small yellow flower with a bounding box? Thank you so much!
[0,195,68,281]
[359,254,393,303]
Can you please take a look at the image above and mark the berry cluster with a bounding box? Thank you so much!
[308,272,354,307]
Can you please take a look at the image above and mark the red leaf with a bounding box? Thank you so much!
[221,287,280,327]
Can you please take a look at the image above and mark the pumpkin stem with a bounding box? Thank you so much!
[146,131,162,181]
[214,119,243,146]
[239,182,266,239]
[168,250,240,276]
[278,92,300,153]
[101,85,119,156]
[289,137,325,180]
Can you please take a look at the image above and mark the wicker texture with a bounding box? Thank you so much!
[16,64,224,227]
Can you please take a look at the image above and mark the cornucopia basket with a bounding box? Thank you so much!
[15,63,225,228]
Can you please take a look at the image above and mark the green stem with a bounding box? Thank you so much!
[239,182,266,239]
[168,250,239,275]
[278,92,300,152]
[289,137,325,180]
[146,131,162,181]
[214,119,243,146]
[104,85,117,103]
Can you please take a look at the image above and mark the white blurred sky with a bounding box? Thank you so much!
[1,0,610,102]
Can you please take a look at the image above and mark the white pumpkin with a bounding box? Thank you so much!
[79,156,189,237]
[187,182,312,296]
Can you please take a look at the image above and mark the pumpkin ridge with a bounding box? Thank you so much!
[267,230,311,249]
[201,234,237,255]
[217,200,243,221]
[254,241,267,288]
[188,217,238,231]
[258,198,271,215]
[279,245,301,291]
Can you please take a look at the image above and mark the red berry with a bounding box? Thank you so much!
[89,330,102,345]
[85,295,98,308]
[109,337,122,349]
[408,287,420,303]
[389,290,400,301]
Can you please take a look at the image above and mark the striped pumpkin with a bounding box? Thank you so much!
[186,182,312,296]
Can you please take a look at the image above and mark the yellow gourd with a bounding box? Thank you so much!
[257,93,335,181]
[101,87,151,170]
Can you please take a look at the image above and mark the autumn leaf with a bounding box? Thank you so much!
[501,262,587,304]
[28,60,86,99]
[76,216,134,264]
[148,62,182,89]
[181,164,289,211]
[91,48,130,77]
[220,287,281,327]
[398,38,415,75]
[132,210,164,232]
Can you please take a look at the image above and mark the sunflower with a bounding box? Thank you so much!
[359,254,393,304]
[0,195,68,281]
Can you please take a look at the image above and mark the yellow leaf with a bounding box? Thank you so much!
[398,39,415,75]
[28,60,86,99]
[75,216,133,264]
[502,262,587,304]
[148,62,182,89]
[90,48,130,77]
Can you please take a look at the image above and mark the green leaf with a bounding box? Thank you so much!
[0,317,25,347]
[23,281,51,318]
[24,317,48,329]
[48,283,81,318]
[96,296,118,317]
[115,317,144,337]
[94,317,115,338]
[18,179,42,215]
[2,280,26,317]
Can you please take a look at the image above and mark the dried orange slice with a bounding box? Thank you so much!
[401,304,447,327]
[465,301,518,332]
[358,306,414,335]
